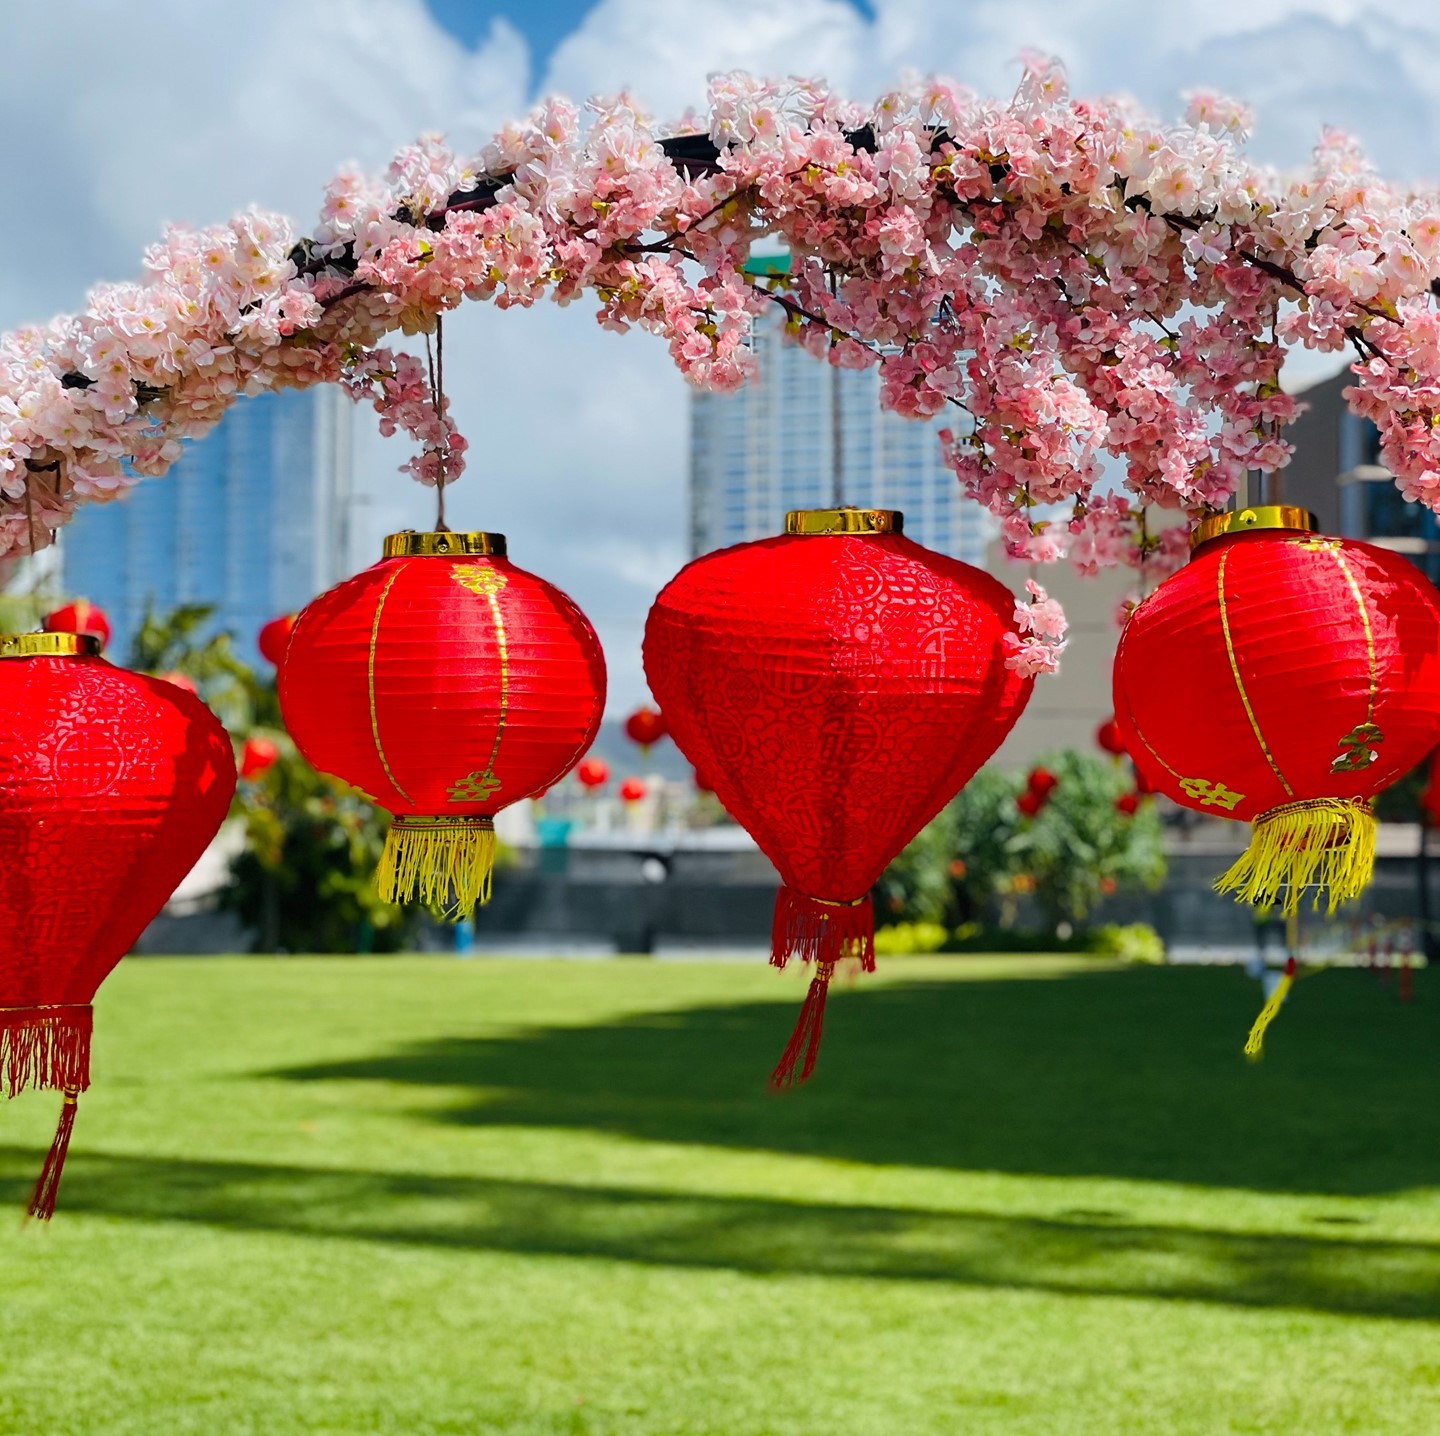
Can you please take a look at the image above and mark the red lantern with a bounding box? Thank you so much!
[258,613,298,668]
[1016,789,1045,818]
[1115,792,1141,817]
[644,507,1031,1084]
[1026,766,1059,800]
[693,766,715,794]
[1115,507,1440,915]
[240,735,280,779]
[576,757,609,790]
[0,632,235,1217]
[624,705,667,752]
[159,671,198,696]
[619,777,647,803]
[1096,716,1126,757]
[1421,747,1440,826]
[43,600,110,652]
[279,531,606,914]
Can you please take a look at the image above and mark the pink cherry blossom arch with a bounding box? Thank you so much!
[4,57,1439,675]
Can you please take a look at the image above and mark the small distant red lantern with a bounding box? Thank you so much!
[619,777,648,803]
[1115,792,1141,816]
[0,632,235,1217]
[1115,507,1440,916]
[624,705,667,751]
[577,757,609,790]
[1016,789,1045,818]
[644,507,1030,1084]
[1026,766,1059,800]
[1096,717,1126,757]
[44,600,110,652]
[258,613,298,668]
[693,766,715,794]
[240,735,280,779]
[280,531,606,916]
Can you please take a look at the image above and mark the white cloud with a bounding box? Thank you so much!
[2,0,1436,707]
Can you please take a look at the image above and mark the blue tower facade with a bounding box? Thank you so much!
[689,308,993,560]
[60,386,352,664]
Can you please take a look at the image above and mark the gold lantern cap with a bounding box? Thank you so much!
[0,632,101,659]
[784,507,903,536]
[1190,505,1316,555]
[383,530,507,558]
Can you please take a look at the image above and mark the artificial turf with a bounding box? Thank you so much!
[1,954,1437,1434]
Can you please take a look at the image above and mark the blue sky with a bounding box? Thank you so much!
[425,0,587,78]
[424,0,876,80]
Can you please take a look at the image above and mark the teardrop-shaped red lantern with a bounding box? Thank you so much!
[258,613,298,668]
[279,531,606,914]
[44,599,111,652]
[0,632,235,1217]
[624,705,667,752]
[644,507,1031,1083]
[1115,506,1440,915]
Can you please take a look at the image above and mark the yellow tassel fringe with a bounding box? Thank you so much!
[1215,798,1375,917]
[377,816,496,919]
[1244,959,1296,1060]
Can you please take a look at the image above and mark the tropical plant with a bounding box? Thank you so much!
[879,750,1166,935]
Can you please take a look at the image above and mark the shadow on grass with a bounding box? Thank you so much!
[3,1147,1439,1321]
[279,964,1440,1196]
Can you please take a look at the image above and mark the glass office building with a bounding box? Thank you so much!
[689,307,993,559]
[60,386,352,663]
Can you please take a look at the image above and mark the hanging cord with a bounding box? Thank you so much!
[425,316,450,531]
[828,272,843,507]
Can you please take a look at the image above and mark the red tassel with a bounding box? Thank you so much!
[0,1006,92,1099]
[770,886,875,972]
[767,888,874,1087]
[771,962,833,1088]
[26,1091,78,1222]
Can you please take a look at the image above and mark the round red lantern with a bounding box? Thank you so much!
[643,507,1031,1084]
[240,735,280,779]
[1115,506,1440,914]
[619,777,647,803]
[1026,766,1059,800]
[43,599,110,652]
[624,705,667,751]
[0,632,235,1217]
[1096,717,1126,757]
[258,613,298,668]
[279,531,606,915]
[576,757,609,790]
[1016,789,1045,818]
[1115,792,1141,817]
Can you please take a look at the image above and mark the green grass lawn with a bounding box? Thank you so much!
[2,953,1438,1435]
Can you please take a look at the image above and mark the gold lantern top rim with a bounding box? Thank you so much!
[1190,506,1317,555]
[383,530,508,558]
[784,507,904,536]
[0,632,101,659]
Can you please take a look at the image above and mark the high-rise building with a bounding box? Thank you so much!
[689,307,994,559]
[1284,368,1440,581]
[59,385,353,663]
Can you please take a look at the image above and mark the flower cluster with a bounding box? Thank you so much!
[1005,578,1068,678]
[4,60,1440,677]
